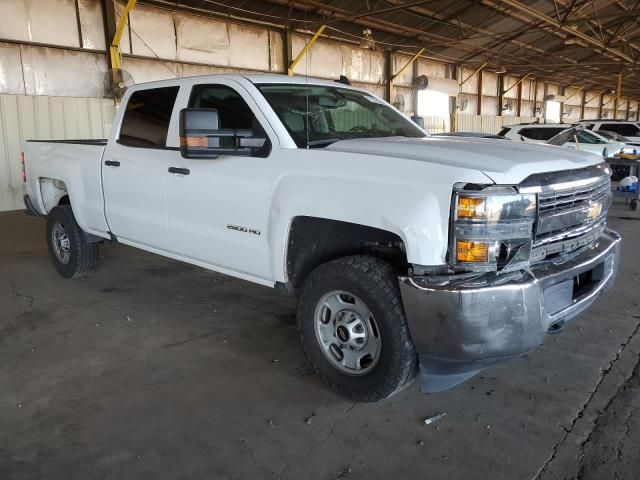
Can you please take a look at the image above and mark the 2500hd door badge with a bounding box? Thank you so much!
[227,224,261,236]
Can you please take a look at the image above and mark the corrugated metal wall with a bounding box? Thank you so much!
[0,95,115,211]
[456,115,537,134]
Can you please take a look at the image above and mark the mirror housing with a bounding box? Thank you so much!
[179,108,267,159]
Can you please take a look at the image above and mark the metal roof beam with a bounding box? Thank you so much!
[482,0,634,63]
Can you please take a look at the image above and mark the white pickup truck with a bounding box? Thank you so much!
[22,74,621,401]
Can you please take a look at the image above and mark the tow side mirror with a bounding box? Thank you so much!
[179,108,267,159]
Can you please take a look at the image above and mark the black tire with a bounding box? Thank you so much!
[297,255,417,402]
[630,199,638,211]
[46,205,99,278]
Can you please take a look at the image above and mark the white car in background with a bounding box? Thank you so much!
[499,123,623,157]
[578,120,640,142]
[498,123,569,143]
[546,127,626,157]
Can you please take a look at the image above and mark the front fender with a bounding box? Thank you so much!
[267,149,491,282]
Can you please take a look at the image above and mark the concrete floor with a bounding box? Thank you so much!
[1,203,639,480]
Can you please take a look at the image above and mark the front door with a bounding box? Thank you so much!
[165,81,276,281]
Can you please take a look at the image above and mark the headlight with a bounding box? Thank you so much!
[450,186,536,272]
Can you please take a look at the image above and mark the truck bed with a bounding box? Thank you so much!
[23,139,109,236]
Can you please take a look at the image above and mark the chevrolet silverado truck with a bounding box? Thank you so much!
[22,74,621,402]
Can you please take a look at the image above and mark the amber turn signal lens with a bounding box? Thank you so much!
[180,136,208,147]
[456,240,489,263]
[457,196,486,218]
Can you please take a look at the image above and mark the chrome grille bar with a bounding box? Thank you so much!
[519,163,612,262]
[538,178,610,212]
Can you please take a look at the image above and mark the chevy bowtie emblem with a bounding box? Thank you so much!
[586,200,603,221]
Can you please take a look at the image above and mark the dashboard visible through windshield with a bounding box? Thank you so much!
[255,83,426,148]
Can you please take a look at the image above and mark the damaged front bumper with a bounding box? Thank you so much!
[399,229,621,393]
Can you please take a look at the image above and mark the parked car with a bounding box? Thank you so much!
[595,130,640,156]
[498,123,569,143]
[22,74,621,401]
[501,122,628,157]
[545,127,626,157]
[578,119,640,142]
[596,130,640,146]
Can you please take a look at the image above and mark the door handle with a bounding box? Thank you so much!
[104,160,120,167]
[168,167,190,175]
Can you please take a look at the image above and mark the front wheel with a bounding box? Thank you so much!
[46,205,99,278]
[297,256,417,402]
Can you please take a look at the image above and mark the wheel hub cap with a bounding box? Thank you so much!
[314,291,381,375]
[51,222,71,265]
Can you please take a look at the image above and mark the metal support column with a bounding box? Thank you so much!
[412,59,420,117]
[614,72,622,119]
[598,93,604,119]
[533,80,538,118]
[449,63,458,132]
[388,48,424,103]
[283,27,292,75]
[497,74,504,117]
[102,0,117,59]
[626,99,631,120]
[385,50,393,103]
[543,82,548,123]
[477,68,483,116]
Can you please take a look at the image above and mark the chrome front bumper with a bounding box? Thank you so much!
[399,229,621,393]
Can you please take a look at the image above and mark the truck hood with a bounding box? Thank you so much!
[326,136,604,184]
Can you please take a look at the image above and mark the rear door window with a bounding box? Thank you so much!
[119,86,180,148]
[598,123,640,137]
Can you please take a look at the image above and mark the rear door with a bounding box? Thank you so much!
[164,80,277,281]
[102,85,180,249]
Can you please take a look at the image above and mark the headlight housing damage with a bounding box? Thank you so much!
[450,185,536,273]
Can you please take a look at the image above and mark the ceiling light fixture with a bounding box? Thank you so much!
[359,29,376,50]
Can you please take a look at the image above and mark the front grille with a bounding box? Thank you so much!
[538,176,610,214]
[535,175,611,244]
[521,164,612,262]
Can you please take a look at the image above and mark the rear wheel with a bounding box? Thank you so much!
[46,205,99,278]
[297,255,417,402]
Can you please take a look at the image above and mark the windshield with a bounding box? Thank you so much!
[255,84,426,148]
[547,127,608,146]
[575,130,608,144]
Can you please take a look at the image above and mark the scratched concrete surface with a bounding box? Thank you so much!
[0,202,639,480]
